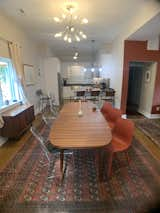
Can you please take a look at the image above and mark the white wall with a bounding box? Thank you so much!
[43,57,61,105]
[0,12,43,113]
[97,44,113,80]
[36,44,55,93]
[97,53,113,81]
[103,2,160,108]
[139,63,157,117]
[61,61,90,79]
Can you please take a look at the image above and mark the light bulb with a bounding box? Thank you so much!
[75,52,78,56]
[71,27,75,32]
[79,31,83,35]
[64,35,68,41]
[54,17,61,22]
[68,37,72,43]
[99,67,102,72]
[70,8,74,14]
[73,56,77,60]
[84,68,87,72]
[82,34,87,39]
[75,35,80,42]
[54,32,62,38]
[91,68,95,72]
[82,18,88,24]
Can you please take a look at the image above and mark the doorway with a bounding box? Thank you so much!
[126,61,157,117]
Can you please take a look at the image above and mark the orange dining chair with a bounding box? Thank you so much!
[105,118,134,177]
[104,107,122,129]
[100,101,112,115]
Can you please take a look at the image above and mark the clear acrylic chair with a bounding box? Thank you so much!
[42,114,56,128]
[48,93,60,116]
[30,126,73,180]
[41,95,59,128]
[30,126,60,179]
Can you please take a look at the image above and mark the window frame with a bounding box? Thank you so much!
[0,57,21,112]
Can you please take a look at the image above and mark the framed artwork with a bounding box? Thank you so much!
[145,70,151,83]
[23,64,34,86]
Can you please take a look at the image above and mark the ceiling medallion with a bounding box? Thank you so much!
[54,2,88,43]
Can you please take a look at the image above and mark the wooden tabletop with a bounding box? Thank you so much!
[49,102,112,149]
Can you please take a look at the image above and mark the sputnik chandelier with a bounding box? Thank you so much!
[54,2,88,43]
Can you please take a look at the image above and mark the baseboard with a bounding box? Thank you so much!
[138,109,160,119]
[148,114,160,119]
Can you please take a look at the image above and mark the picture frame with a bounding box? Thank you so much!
[23,64,34,86]
[145,70,151,83]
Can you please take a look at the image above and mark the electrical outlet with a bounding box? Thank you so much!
[156,106,160,111]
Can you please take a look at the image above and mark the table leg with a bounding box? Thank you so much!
[105,143,114,178]
[60,150,64,172]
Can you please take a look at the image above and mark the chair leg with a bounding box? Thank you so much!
[125,151,131,165]
[107,152,114,178]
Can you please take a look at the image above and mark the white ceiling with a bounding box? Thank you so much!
[0,0,157,61]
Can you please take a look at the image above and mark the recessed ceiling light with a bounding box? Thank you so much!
[73,56,77,60]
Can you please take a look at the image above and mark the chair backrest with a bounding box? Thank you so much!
[113,118,134,147]
[105,107,122,123]
[91,90,100,97]
[76,91,85,97]
[42,114,56,127]
[106,90,115,97]
[101,102,112,114]
[30,126,50,161]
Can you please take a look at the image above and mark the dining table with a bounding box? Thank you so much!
[49,101,112,179]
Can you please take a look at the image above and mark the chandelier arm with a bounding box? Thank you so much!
[69,14,73,28]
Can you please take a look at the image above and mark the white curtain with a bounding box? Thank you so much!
[8,42,28,104]
[0,116,4,128]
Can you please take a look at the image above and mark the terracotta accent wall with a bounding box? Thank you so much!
[121,40,160,114]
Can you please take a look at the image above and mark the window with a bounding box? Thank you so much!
[0,57,21,108]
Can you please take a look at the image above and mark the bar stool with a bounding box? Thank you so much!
[36,89,51,112]
[86,90,100,104]
[101,89,115,106]
[74,91,86,101]
[40,95,51,112]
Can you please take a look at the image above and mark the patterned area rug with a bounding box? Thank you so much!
[0,125,160,213]
[135,119,160,147]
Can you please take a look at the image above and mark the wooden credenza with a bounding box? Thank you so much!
[0,104,35,139]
